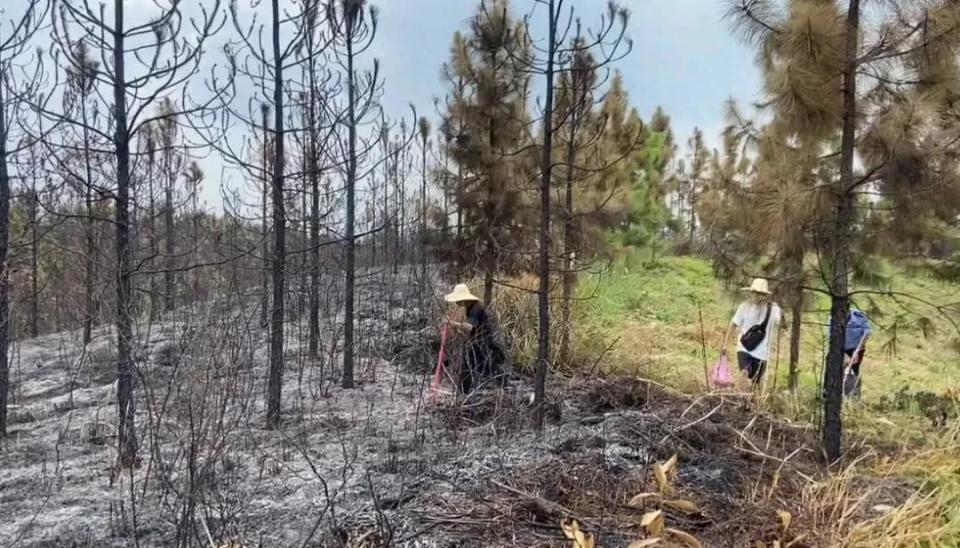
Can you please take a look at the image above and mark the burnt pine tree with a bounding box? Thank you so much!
[267,0,288,426]
[261,103,271,329]
[63,41,103,343]
[418,115,431,269]
[329,0,382,390]
[20,135,42,339]
[0,0,48,436]
[143,123,159,319]
[46,0,224,465]
[555,45,594,369]
[298,0,338,361]
[217,0,337,425]
[155,99,183,314]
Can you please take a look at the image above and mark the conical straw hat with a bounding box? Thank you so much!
[740,278,771,295]
[444,283,480,303]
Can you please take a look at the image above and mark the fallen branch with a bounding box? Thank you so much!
[659,402,724,445]
[490,479,598,529]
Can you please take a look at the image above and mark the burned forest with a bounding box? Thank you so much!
[2,1,960,547]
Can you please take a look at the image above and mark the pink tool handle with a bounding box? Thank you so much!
[429,324,449,404]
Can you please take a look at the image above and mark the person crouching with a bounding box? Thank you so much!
[443,284,505,394]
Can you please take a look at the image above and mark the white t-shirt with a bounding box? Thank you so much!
[732,301,782,361]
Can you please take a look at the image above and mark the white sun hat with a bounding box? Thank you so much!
[741,278,771,295]
[444,283,480,303]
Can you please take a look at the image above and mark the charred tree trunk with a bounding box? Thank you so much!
[483,266,494,307]
[299,153,308,317]
[787,248,804,392]
[534,0,557,431]
[788,294,803,391]
[81,99,97,345]
[191,193,200,303]
[28,173,39,339]
[558,140,576,369]
[392,151,400,275]
[113,0,137,465]
[260,104,271,329]
[307,67,321,361]
[266,0,287,427]
[0,84,11,437]
[558,84,583,368]
[823,0,860,464]
[420,131,428,278]
[147,156,158,320]
[342,20,358,390]
[163,161,175,313]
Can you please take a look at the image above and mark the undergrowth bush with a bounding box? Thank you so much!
[485,274,616,377]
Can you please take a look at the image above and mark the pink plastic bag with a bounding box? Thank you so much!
[710,355,734,387]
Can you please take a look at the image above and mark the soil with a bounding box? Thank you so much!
[0,269,913,547]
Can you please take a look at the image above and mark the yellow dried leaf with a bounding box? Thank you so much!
[640,510,665,537]
[560,519,594,548]
[628,539,662,548]
[777,510,792,532]
[663,499,700,515]
[754,542,766,548]
[653,463,672,494]
[667,528,702,548]
[773,541,782,548]
[627,492,662,507]
[663,454,679,476]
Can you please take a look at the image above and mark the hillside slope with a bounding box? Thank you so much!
[575,254,960,431]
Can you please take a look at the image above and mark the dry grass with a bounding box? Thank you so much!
[798,426,960,547]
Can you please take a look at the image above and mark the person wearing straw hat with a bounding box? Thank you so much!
[443,284,505,394]
[720,278,782,390]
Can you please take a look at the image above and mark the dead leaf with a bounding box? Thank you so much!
[777,509,792,532]
[652,463,673,494]
[663,499,701,515]
[755,542,766,548]
[628,539,662,548]
[640,510,665,537]
[667,527,702,548]
[663,454,679,476]
[772,541,782,548]
[561,519,594,548]
[628,492,662,507]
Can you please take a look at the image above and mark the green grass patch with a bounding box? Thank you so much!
[573,251,960,419]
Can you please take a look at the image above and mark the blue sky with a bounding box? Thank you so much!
[8,0,763,208]
[211,0,764,208]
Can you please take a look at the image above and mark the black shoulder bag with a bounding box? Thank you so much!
[740,304,772,352]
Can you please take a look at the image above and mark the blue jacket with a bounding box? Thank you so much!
[839,310,871,352]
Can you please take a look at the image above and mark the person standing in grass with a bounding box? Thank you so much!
[828,308,871,399]
[720,278,782,390]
